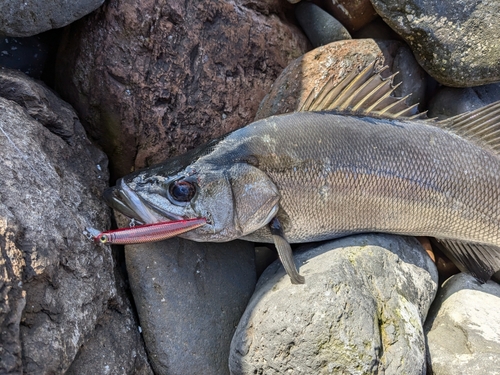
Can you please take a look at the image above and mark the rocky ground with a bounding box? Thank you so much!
[1,0,500,374]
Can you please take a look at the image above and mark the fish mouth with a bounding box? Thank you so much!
[103,179,185,224]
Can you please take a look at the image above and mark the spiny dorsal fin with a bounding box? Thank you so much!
[436,101,500,154]
[299,61,423,119]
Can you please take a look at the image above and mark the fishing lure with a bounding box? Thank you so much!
[85,217,207,245]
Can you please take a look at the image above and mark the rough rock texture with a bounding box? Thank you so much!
[295,2,351,48]
[0,69,151,374]
[230,234,438,375]
[126,238,256,375]
[65,286,153,375]
[0,0,105,37]
[428,84,500,119]
[425,273,500,375]
[55,0,309,180]
[370,0,500,87]
[323,0,378,32]
[255,38,427,119]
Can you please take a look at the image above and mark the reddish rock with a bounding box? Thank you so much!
[56,0,309,179]
[255,38,427,119]
[322,0,378,32]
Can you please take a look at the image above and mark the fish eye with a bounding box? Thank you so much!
[168,180,196,204]
[99,235,108,244]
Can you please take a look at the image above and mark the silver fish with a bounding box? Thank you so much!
[104,63,500,284]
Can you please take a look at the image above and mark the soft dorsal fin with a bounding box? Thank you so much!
[299,61,423,119]
[436,101,500,155]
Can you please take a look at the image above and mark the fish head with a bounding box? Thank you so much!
[104,161,280,242]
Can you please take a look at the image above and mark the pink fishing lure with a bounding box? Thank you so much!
[86,218,207,245]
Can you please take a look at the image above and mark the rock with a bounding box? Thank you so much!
[126,238,256,375]
[370,0,500,87]
[428,84,500,119]
[65,300,153,375]
[390,42,427,108]
[352,17,401,40]
[255,38,427,119]
[55,0,309,180]
[425,273,500,375]
[0,0,105,37]
[230,234,438,375]
[0,69,151,374]
[0,68,77,141]
[323,0,378,32]
[295,2,351,48]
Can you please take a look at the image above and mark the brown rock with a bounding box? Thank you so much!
[255,39,427,119]
[322,0,378,32]
[56,0,309,180]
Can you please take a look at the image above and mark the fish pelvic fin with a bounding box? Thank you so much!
[436,101,500,155]
[299,61,424,119]
[269,217,305,284]
[433,238,500,283]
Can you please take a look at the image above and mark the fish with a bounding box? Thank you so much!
[104,62,500,284]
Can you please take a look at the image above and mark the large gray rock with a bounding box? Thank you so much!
[370,0,500,87]
[425,273,500,375]
[0,69,151,374]
[126,238,257,375]
[0,0,105,37]
[230,234,438,375]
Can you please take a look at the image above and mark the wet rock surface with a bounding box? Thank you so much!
[0,69,151,374]
[55,0,309,179]
[255,38,427,119]
[371,0,500,87]
[0,0,105,37]
[425,273,500,375]
[230,234,438,375]
[126,238,256,375]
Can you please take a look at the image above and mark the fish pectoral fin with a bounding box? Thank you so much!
[269,217,305,284]
[434,238,500,283]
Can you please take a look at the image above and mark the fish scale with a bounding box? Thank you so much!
[103,64,500,283]
[236,112,500,246]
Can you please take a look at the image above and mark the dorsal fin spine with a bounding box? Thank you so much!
[297,60,422,119]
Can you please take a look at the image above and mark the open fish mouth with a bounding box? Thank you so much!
[103,179,184,224]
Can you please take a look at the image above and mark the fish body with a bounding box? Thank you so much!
[203,111,500,246]
[105,65,500,283]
